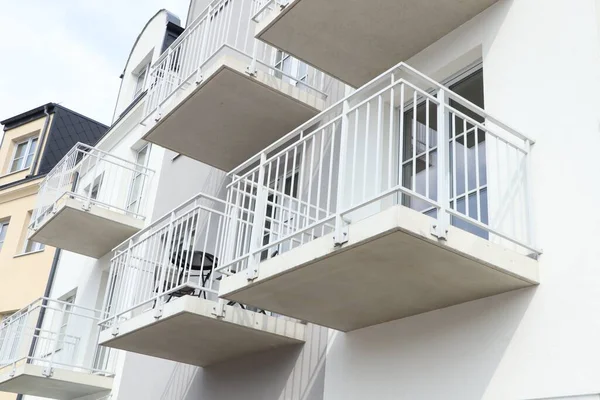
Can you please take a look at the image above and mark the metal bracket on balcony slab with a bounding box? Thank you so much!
[430,223,448,241]
[333,227,349,247]
[81,203,91,212]
[195,75,204,85]
[211,301,226,319]
[245,66,257,77]
[111,325,119,337]
[9,364,16,377]
[154,304,163,319]
[246,265,259,281]
[42,367,54,378]
[154,109,163,122]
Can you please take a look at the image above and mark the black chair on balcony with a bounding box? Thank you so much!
[153,248,217,303]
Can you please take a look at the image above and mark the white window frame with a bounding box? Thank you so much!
[133,63,150,99]
[9,137,38,173]
[126,144,150,214]
[22,213,44,254]
[0,221,8,251]
[273,50,308,86]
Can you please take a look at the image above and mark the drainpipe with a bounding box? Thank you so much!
[29,105,52,177]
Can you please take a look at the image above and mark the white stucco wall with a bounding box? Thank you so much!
[323,0,600,399]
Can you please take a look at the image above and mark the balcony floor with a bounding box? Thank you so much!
[99,296,305,367]
[29,196,144,258]
[143,50,324,171]
[257,0,498,87]
[0,363,112,400]
[220,205,539,332]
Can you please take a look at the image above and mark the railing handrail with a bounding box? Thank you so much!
[0,297,105,327]
[40,142,155,186]
[228,62,536,176]
[111,191,227,253]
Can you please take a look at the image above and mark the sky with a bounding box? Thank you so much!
[0,0,190,127]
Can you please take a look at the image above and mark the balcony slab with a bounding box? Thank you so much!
[143,49,324,171]
[256,0,498,87]
[220,205,539,332]
[29,196,144,258]
[0,363,112,400]
[99,296,305,367]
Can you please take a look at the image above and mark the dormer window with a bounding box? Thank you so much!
[10,137,38,173]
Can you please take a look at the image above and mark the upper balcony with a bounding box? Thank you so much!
[141,0,345,171]
[216,62,540,332]
[0,298,115,400]
[254,0,498,87]
[28,143,154,258]
[98,193,305,367]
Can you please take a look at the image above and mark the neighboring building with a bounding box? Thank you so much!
[0,104,107,400]
[3,0,600,400]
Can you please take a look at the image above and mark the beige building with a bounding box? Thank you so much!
[0,104,106,400]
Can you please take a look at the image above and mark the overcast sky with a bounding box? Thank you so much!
[0,0,190,126]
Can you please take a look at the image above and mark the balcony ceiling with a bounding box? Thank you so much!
[257,0,498,87]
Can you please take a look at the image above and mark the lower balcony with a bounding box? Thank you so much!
[0,298,115,399]
[29,143,153,258]
[217,62,541,332]
[99,193,305,367]
[99,296,304,367]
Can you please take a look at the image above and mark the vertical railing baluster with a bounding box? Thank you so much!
[334,100,350,246]
[246,153,268,280]
[434,89,450,240]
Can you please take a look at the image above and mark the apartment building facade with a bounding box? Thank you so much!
[0,104,108,400]
[1,0,599,399]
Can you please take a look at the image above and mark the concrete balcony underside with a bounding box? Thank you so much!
[0,363,112,400]
[29,196,144,259]
[143,51,324,171]
[220,205,539,332]
[99,296,305,367]
[256,0,498,87]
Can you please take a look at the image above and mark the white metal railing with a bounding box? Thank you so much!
[100,193,232,329]
[217,62,540,278]
[144,0,345,120]
[0,298,115,377]
[29,142,154,234]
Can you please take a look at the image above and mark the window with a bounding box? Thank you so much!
[9,137,38,173]
[23,213,44,254]
[84,173,104,202]
[56,294,76,353]
[133,65,149,99]
[274,51,308,86]
[127,145,150,214]
[0,221,8,251]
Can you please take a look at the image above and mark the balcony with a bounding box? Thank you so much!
[254,0,498,87]
[216,62,541,332]
[98,194,305,367]
[29,143,154,258]
[0,298,115,399]
[141,0,345,171]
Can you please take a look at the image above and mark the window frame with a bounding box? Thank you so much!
[133,64,150,99]
[0,221,8,251]
[126,144,151,214]
[9,136,39,174]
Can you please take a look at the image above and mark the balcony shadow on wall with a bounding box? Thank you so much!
[194,324,329,400]
[323,286,537,400]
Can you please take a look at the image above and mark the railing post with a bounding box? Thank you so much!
[83,149,98,212]
[524,139,537,255]
[334,100,350,246]
[433,89,450,240]
[246,153,268,280]
[195,6,212,84]
[154,212,176,318]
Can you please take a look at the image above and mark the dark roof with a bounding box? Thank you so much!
[37,106,109,175]
[1,103,53,130]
